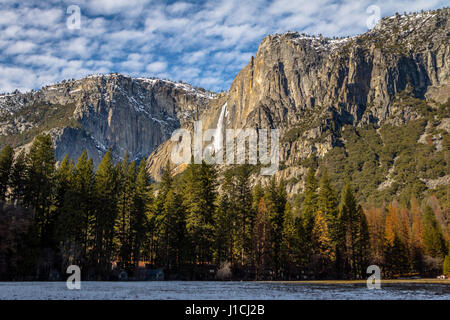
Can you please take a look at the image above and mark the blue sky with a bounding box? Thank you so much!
[0,0,447,93]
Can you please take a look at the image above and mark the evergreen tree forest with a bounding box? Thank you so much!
[0,135,448,280]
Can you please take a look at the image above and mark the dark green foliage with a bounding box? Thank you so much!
[57,150,94,270]
[0,204,39,280]
[318,170,338,229]
[354,205,370,277]
[9,150,27,203]
[384,235,411,277]
[301,167,318,266]
[214,191,233,265]
[337,182,370,278]
[150,162,187,270]
[0,145,14,202]
[422,205,447,258]
[215,165,254,268]
[444,254,450,276]
[0,136,447,280]
[163,188,186,270]
[264,178,287,276]
[281,201,298,276]
[93,150,117,278]
[320,117,448,206]
[183,161,217,265]
[0,103,79,149]
[115,153,137,271]
[132,160,152,268]
[25,134,56,247]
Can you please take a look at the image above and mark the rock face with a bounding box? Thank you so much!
[147,9,449,197]
[212,9,448,136]
[0,74,215,165]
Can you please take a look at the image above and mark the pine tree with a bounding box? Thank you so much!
[422,205,447,258]
[318,170,338,223]
[302,167,318,271]
[264,177,287,276]
[9,150,27,204]
[251,182,264,268]
[93,150,117,278]
[216,169,237,266]
[55,155,73,210]
[317,170,339,273]
[281,201,297,278]
[354,205,370,278]
[72,150,94,268]
[159,163,173,202]
[337,181,367,278]
[132,160,152,268]
[252,182,264,211]
[163,187,186,270]
[234,165,253,267]
[152,162,173,267]
[214,191,234,266]
[312,210,335,277]
[54,155,77,268]
[183,161,217,264]
[384,235,410,277]
[443,254,450,276]
[25,134,56,247]
[410,197,424,272]
[115,153,137,271]
[253,197,270,279]
[54,155,74,231]
[365,207,385,267]
[383,202,411,277]
[0,145,14,203]
[217,165,254,267]
[57,152,94,269]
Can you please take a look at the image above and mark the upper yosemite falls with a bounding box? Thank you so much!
[1,9,449,203]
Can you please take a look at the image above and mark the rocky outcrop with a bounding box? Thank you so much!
[147,8,449,193]
[0,74,215,165]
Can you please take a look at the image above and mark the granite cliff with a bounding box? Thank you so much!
[0,74,215,165]
[147,8,449,203]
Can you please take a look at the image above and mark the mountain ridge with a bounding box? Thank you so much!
[0,73,216,165]
[147,7,449,205]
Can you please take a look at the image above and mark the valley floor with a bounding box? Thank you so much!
[1,281,448,300]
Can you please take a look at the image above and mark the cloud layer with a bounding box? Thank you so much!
[0,0,447,93]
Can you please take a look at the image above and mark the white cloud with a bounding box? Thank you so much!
[0,10,19,26]
[0,0,448,93]
[166,2,193,14]
[184,50,209,64]
[146,61,167,73]
[85,0,153,16]
[63,37,94,58]
[14,54,67,68]
[19,7,63,27]
[4,40,36,55]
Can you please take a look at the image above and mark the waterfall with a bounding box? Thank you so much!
[213,102,227,153]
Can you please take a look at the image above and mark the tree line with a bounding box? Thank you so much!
[0,134,448,280]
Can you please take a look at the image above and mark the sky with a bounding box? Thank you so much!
[0,0,447,93]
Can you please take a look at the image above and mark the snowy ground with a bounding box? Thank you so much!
[1,281,449,300]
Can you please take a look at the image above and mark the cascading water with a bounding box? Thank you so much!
[214,102,227,154]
